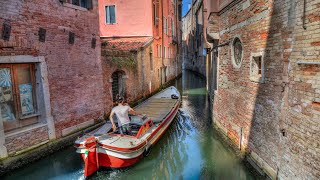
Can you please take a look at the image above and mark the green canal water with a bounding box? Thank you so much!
[3,71,258,180]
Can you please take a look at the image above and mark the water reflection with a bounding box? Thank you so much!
[2,71,256,180]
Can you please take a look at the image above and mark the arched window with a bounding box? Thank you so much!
[111,71,125,101]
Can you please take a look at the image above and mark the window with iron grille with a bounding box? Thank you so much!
[112,71,125,101]
[61,0,93,9]
[0,64,38,131]
[250,53,265,83]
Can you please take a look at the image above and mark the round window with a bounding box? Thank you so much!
[231,37,243,68]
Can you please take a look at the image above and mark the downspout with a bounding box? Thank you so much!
[161,0,165,85]
[302,0,307,29]
[140,47,145,97]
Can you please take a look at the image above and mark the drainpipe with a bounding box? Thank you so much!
[161,0,165,85]
[141,47,145,97]
[302,0,307,29]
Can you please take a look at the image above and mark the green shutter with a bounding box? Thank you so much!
[110,6,116,24]
[87,0,93,9]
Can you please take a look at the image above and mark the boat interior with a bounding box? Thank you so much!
[83,89,180,140]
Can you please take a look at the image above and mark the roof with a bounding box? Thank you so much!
[101,36,153,51]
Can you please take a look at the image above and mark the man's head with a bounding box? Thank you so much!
[116,96,124,105]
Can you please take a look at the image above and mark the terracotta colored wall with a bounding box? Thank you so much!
[99,0,153,37]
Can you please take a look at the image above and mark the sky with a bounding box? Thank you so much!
[182,0,192,17]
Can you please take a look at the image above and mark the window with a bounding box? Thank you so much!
[106,5,116,24]
[171,18,175,36]
[150,53,153,70]
[231,37,243,68]
[250,53,265,83]
[71,0,92,8]
[168,47,170,58]
[164,46,166,58]
[0,64,38,131]
[164,17,168,35]
[153,4,157,26]
[112,71,125,101]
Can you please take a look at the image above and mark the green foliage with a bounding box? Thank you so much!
[101,41,108,47]
[110,55,137,69]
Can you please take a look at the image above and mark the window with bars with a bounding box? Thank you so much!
[0,64,38,131]
[112,71,125,101]
[62,0,93,9]
[106,5,116,24]
[250,54,265,83]
[150,53,154,70]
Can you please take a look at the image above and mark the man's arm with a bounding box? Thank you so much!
[109,111,117,132]
[128,107,136,115]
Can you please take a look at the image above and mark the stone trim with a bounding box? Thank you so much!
[5,123,47,138]
[250,51,265,83]
[61,119,95,137]
[230,36,244,69]
[219,9,269,36]
[0,55,56,158]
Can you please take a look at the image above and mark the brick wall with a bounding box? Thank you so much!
[101,42,162,112]
[209,0,320,179]
[5,126,48,155]
[0,0,104,143]
[182,0,206,77]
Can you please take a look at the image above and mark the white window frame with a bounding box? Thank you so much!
[105,5,116,24]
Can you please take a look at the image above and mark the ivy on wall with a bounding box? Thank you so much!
[102,50,137,70]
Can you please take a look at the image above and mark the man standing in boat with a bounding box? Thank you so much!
[109,96,136,135]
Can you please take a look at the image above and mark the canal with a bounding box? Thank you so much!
[3,71,258,180]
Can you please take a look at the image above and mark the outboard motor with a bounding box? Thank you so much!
[171,94,179,99]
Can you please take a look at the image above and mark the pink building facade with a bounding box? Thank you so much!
[99,0,182,86]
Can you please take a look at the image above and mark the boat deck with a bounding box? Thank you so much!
[135,98,178,123]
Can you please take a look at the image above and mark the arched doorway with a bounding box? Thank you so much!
[111,71,126,101]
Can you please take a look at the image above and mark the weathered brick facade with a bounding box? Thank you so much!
[205,0,320,179]
[101,37,161,113]
[0,0,104,158]
[182,0,207,77]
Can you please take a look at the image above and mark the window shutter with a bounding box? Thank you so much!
[87,0,93,9]
[106,6,110,24]
[110,6,116,23]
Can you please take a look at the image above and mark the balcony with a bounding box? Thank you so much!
[171,35,178,44]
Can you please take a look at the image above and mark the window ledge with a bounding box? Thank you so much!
[5,123,47,138]
[62,3,88,11]
[20,113,40,120]
[250,76,264,83]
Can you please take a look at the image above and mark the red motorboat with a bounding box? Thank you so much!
[75,86,181,177]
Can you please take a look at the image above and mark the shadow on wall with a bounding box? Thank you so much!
[213,0,319,179]
[182,23,205,76]
[246,0,320,179]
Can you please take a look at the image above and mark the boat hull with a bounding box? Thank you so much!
[75,86,181,177]
[96,103,179,168]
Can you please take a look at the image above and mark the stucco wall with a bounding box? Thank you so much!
[99,0,153,37]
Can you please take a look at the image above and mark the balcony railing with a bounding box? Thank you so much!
[171,35,178,44]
